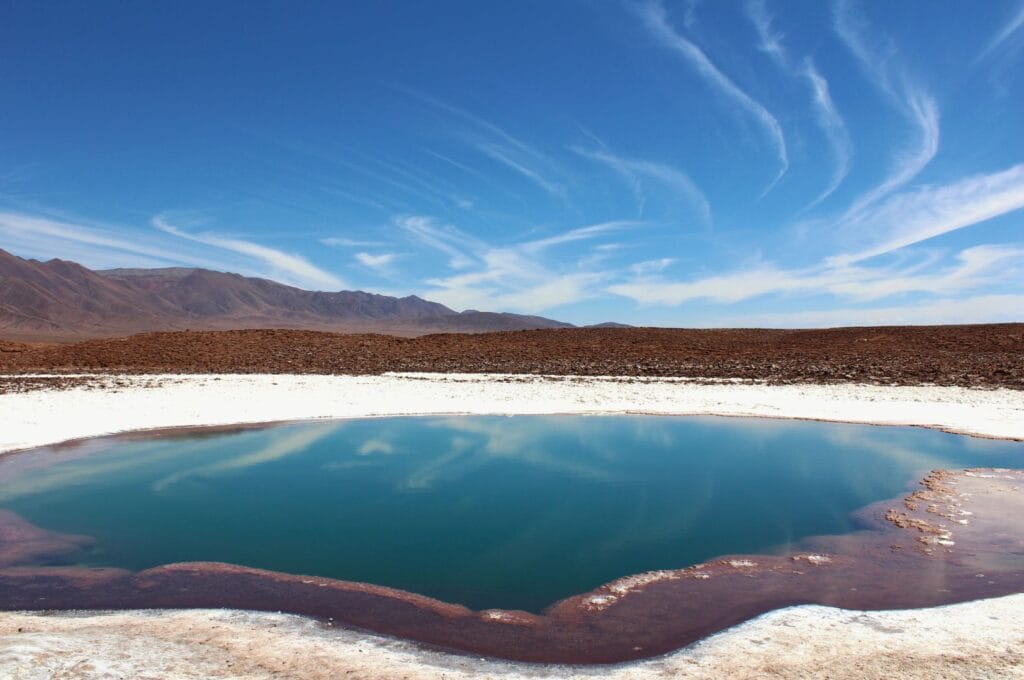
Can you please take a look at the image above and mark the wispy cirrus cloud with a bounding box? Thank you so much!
[475,143,566,198]
[747,0,786,64]
[393,214,480,270]
[609,243,1024,307]
[520,220,639,253]
[634,0,788,192]
[630,257,675,275]
[572,146,711,225]
[746,0,853,207]
[977,1,1024,61]
[830,163,1024,265]
[0,211,180,266]
[354,251,396,271]
[608,160,1024,313]
[364,155,478,212]
[154,215,347,290]
[800,60,854,207]
[707,293,1024,328]
[833,0,940,213]
[612,263,832,306]
[396,215,633,313]
[398,86,547,161]
[398,86,569,201]
[321,236,387,248]
[426,265,605,314]
[0,210,232,271]
[829,244,1024,300]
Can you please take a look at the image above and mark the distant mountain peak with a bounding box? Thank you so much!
[0,250,576,340]
[587,321,633,329]
[99,267,202,279]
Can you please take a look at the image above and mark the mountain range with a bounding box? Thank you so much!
[0,248,577,340]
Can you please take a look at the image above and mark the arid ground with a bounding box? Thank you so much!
[2,323,1022,388]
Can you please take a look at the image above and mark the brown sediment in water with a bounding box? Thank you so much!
[0,420,295,466]
[0,509,94,568]
[0,468,1022,664]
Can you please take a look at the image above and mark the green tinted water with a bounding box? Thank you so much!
[2,416,1021,612]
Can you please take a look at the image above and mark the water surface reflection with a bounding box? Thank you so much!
[1,415,1021,612]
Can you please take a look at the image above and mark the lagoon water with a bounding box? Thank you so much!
[2,416,1022,612]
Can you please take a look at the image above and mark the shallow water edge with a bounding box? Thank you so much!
[1,467,1022,664]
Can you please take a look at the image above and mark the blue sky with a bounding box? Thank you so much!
[1,1,1023,327]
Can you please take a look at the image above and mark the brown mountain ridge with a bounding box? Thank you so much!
[0,248,572,340]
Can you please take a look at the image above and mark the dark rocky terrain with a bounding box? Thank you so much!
[2,324,1021,389]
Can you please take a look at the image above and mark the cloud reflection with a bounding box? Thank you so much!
[152,423,343,492]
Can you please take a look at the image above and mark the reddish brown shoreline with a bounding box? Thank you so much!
[1,468,1022,664]
[3,324,1023,389]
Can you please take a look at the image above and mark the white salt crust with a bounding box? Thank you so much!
[2,372,1022,455]
[1,597,1022,679]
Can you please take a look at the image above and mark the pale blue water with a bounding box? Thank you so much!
[2,416,1021,611]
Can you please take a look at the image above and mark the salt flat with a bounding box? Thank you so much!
[1,372,1022,456]
[2,596,1022,679]
[1,372,1023,678]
